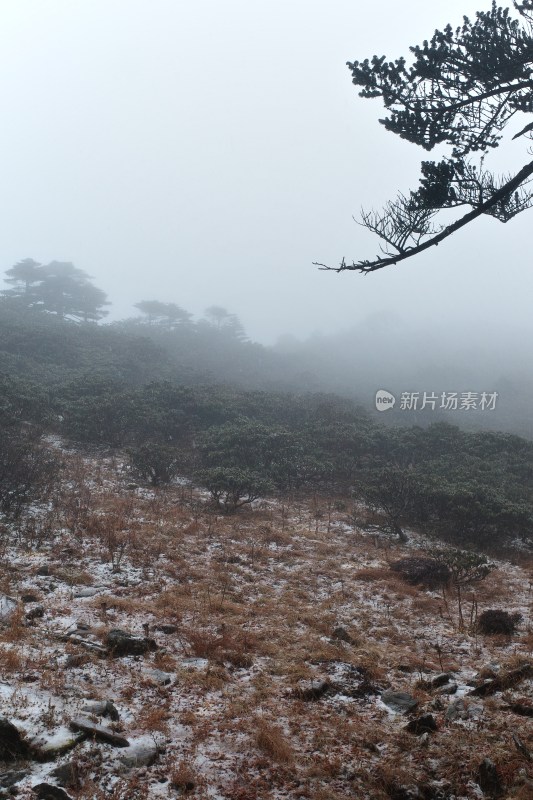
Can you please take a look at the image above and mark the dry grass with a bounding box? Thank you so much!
[1,455,532,799]
[254,719,294,763]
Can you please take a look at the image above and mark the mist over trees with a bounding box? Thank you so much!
[0,266,532,553]
[2,259,109,321]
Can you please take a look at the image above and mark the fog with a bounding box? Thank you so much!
[0,0,532,401]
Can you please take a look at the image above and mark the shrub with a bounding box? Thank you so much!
[0,424,60,518]
[127,442,181,486]
[390,557,451,589]
[477,609,521,636]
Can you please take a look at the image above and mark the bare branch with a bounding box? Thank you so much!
[315,158,533,273]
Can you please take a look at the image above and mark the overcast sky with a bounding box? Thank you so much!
[0,0,531,344]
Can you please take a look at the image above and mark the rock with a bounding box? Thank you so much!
[404,714,438,735]
[436,683,457,695]
[0,770,29,788]
[293,680,331,701]
[154,624,178,635]
[445,699,483,721]
[26,605,45,621]
[0,596,17,622]
[73,588,100,598]
[81,701,119,721]
[105,628,157,657]
[69,717,129,747]
[118,738,159,768]
[21,593,39,603]
[331,626,354,644]
[0,718,29,761]
[469,663,533,697]
[36,566,50,576]
[32,784,73,800]
[506,701,533,717]
[50,762,81,790]
[477,758,504,797]
[145,669,173,686]
[381,691,418,714]
[65,654,88,669]
[30,726,84,761]
[431,673,454,688]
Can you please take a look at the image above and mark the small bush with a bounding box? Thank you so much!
[477,609,521,636]
[390,557,451,589]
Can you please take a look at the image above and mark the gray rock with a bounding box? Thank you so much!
[0,770,29,788]
[65,654,88,669]
[30,732,83,761]
[36,566,51,576]
[105,628,157,657]
[0,718,28,761]
[0,596,17,622]
[21,593,39,603]
[50,762,81,789]
[73,588,100,598]
[33,784,73,800]
[81,700,119,721]
[155,624,179,634]
[445,699,465,720]
[69,717,129,747]
[26,605,45,621]
[446,699,483,721]
[477,758,504,797]
[381,690,419,714]
[437,683,457,695]
[431,672,454,688]
[118,739,159,768]
[145,669,173,686]
[404,714,438,735]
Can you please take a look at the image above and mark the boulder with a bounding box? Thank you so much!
[21,593,40,603]
[469,663,533,697]
[155,624,179,634]
[445,699,483,721]
[105,628,157,657]
[404,714,438,735]
[81,700,119,721]
[0,770,29,789]
[26,605,45,621]
[144,669,173,686]
[50,762,81,790]
[381,691,418,714]
[69,717,129,747]
[477,758,504,797]
[0,596,17,622]
[73,588,100,598]
[0,718,29,761]
[32,785,73,800]
[431,673,454,688]
[118,738,159,768]
[29,729,84,761]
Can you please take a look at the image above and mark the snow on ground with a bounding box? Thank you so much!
[0,451,532,798]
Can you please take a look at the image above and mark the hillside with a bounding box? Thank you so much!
[0,448,532,799]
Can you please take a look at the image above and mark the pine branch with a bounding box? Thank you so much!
[314,158,533,274]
